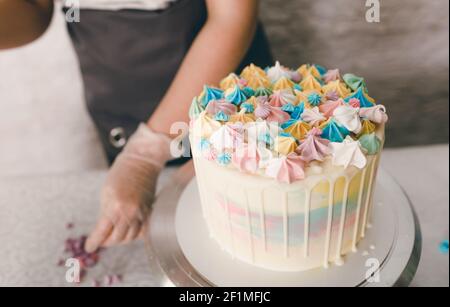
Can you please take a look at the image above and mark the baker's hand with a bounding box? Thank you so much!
[85,124,172,253]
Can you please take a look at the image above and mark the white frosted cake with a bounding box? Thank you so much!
[189,62,388,271]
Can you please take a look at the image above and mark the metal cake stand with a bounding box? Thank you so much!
[144,162,421,287]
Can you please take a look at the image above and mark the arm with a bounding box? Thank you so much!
[0,0,53,50]
[148,0,259,135]
[85,0,259,252]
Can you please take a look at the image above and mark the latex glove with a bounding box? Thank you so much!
[85,124,172,253]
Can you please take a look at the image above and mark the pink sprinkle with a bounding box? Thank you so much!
[66,223,74,229]
[57,259,65,267]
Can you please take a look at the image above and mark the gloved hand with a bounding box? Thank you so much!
[85,123,172,253]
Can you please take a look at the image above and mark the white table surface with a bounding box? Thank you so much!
[0,145,448,287]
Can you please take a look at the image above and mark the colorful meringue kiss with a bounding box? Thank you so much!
[192,112,222,138]
[359,133,382,155]
[344,87,375,108]
[254,87,273,97]
[325,90,340,102]
[205,99,237,117]
[307,92,323,107]
[240,63,266,80]
[229,109,256,124]
[319,98,345,118]
[296,128,330,163]
[330,136,367,169]
[298,64,322,79]
[267,61,291,83]
[357,119,377,137]
[301,107,326,127]
[200,86,224,107]
[266,107,291,124]
[323,69,341,83]
[333,105,362,133]
[220,73,241,90]
[272,77,296,91]
[322,80,351,98]
[282,120,311,140]
[300,74,323,92]
[319,118,350,143]
[225,85,248,106]
[274,135,298,156]
[359,105,388,124]
[269,89,297,107]
[343,73,368,92]
[265,153,306,183]
[256,97,290,123]
[254,97,272,119]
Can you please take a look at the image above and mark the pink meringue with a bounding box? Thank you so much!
[254,97,271,119]
[325,90,340,101]
[266,107,291,124]
[255,97,290,124]
[265,153,306,184]
[324,69,341,83]
[269,89,297,107]
[232,144,261,174]
[205,99,237,116]
[359,105,388,124]
[319,99,345,118]
[296,128,330,162]
[301,107,326,126]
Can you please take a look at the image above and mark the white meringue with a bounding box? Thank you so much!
[267,61,291,83]
[301,107,326,126]
[330,136,367,169]
[333,105,362,133]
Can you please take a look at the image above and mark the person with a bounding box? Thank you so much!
[0,0,53,49]
[0,0,273,253]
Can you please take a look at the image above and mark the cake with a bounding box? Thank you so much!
[189,62,388,272]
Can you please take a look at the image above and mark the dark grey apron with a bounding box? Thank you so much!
[64,0,273,164]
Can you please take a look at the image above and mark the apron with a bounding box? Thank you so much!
[64,0,273,164]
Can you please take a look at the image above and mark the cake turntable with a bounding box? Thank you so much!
[144,161,421,287]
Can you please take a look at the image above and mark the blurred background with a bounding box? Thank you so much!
[0,0,448,176]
